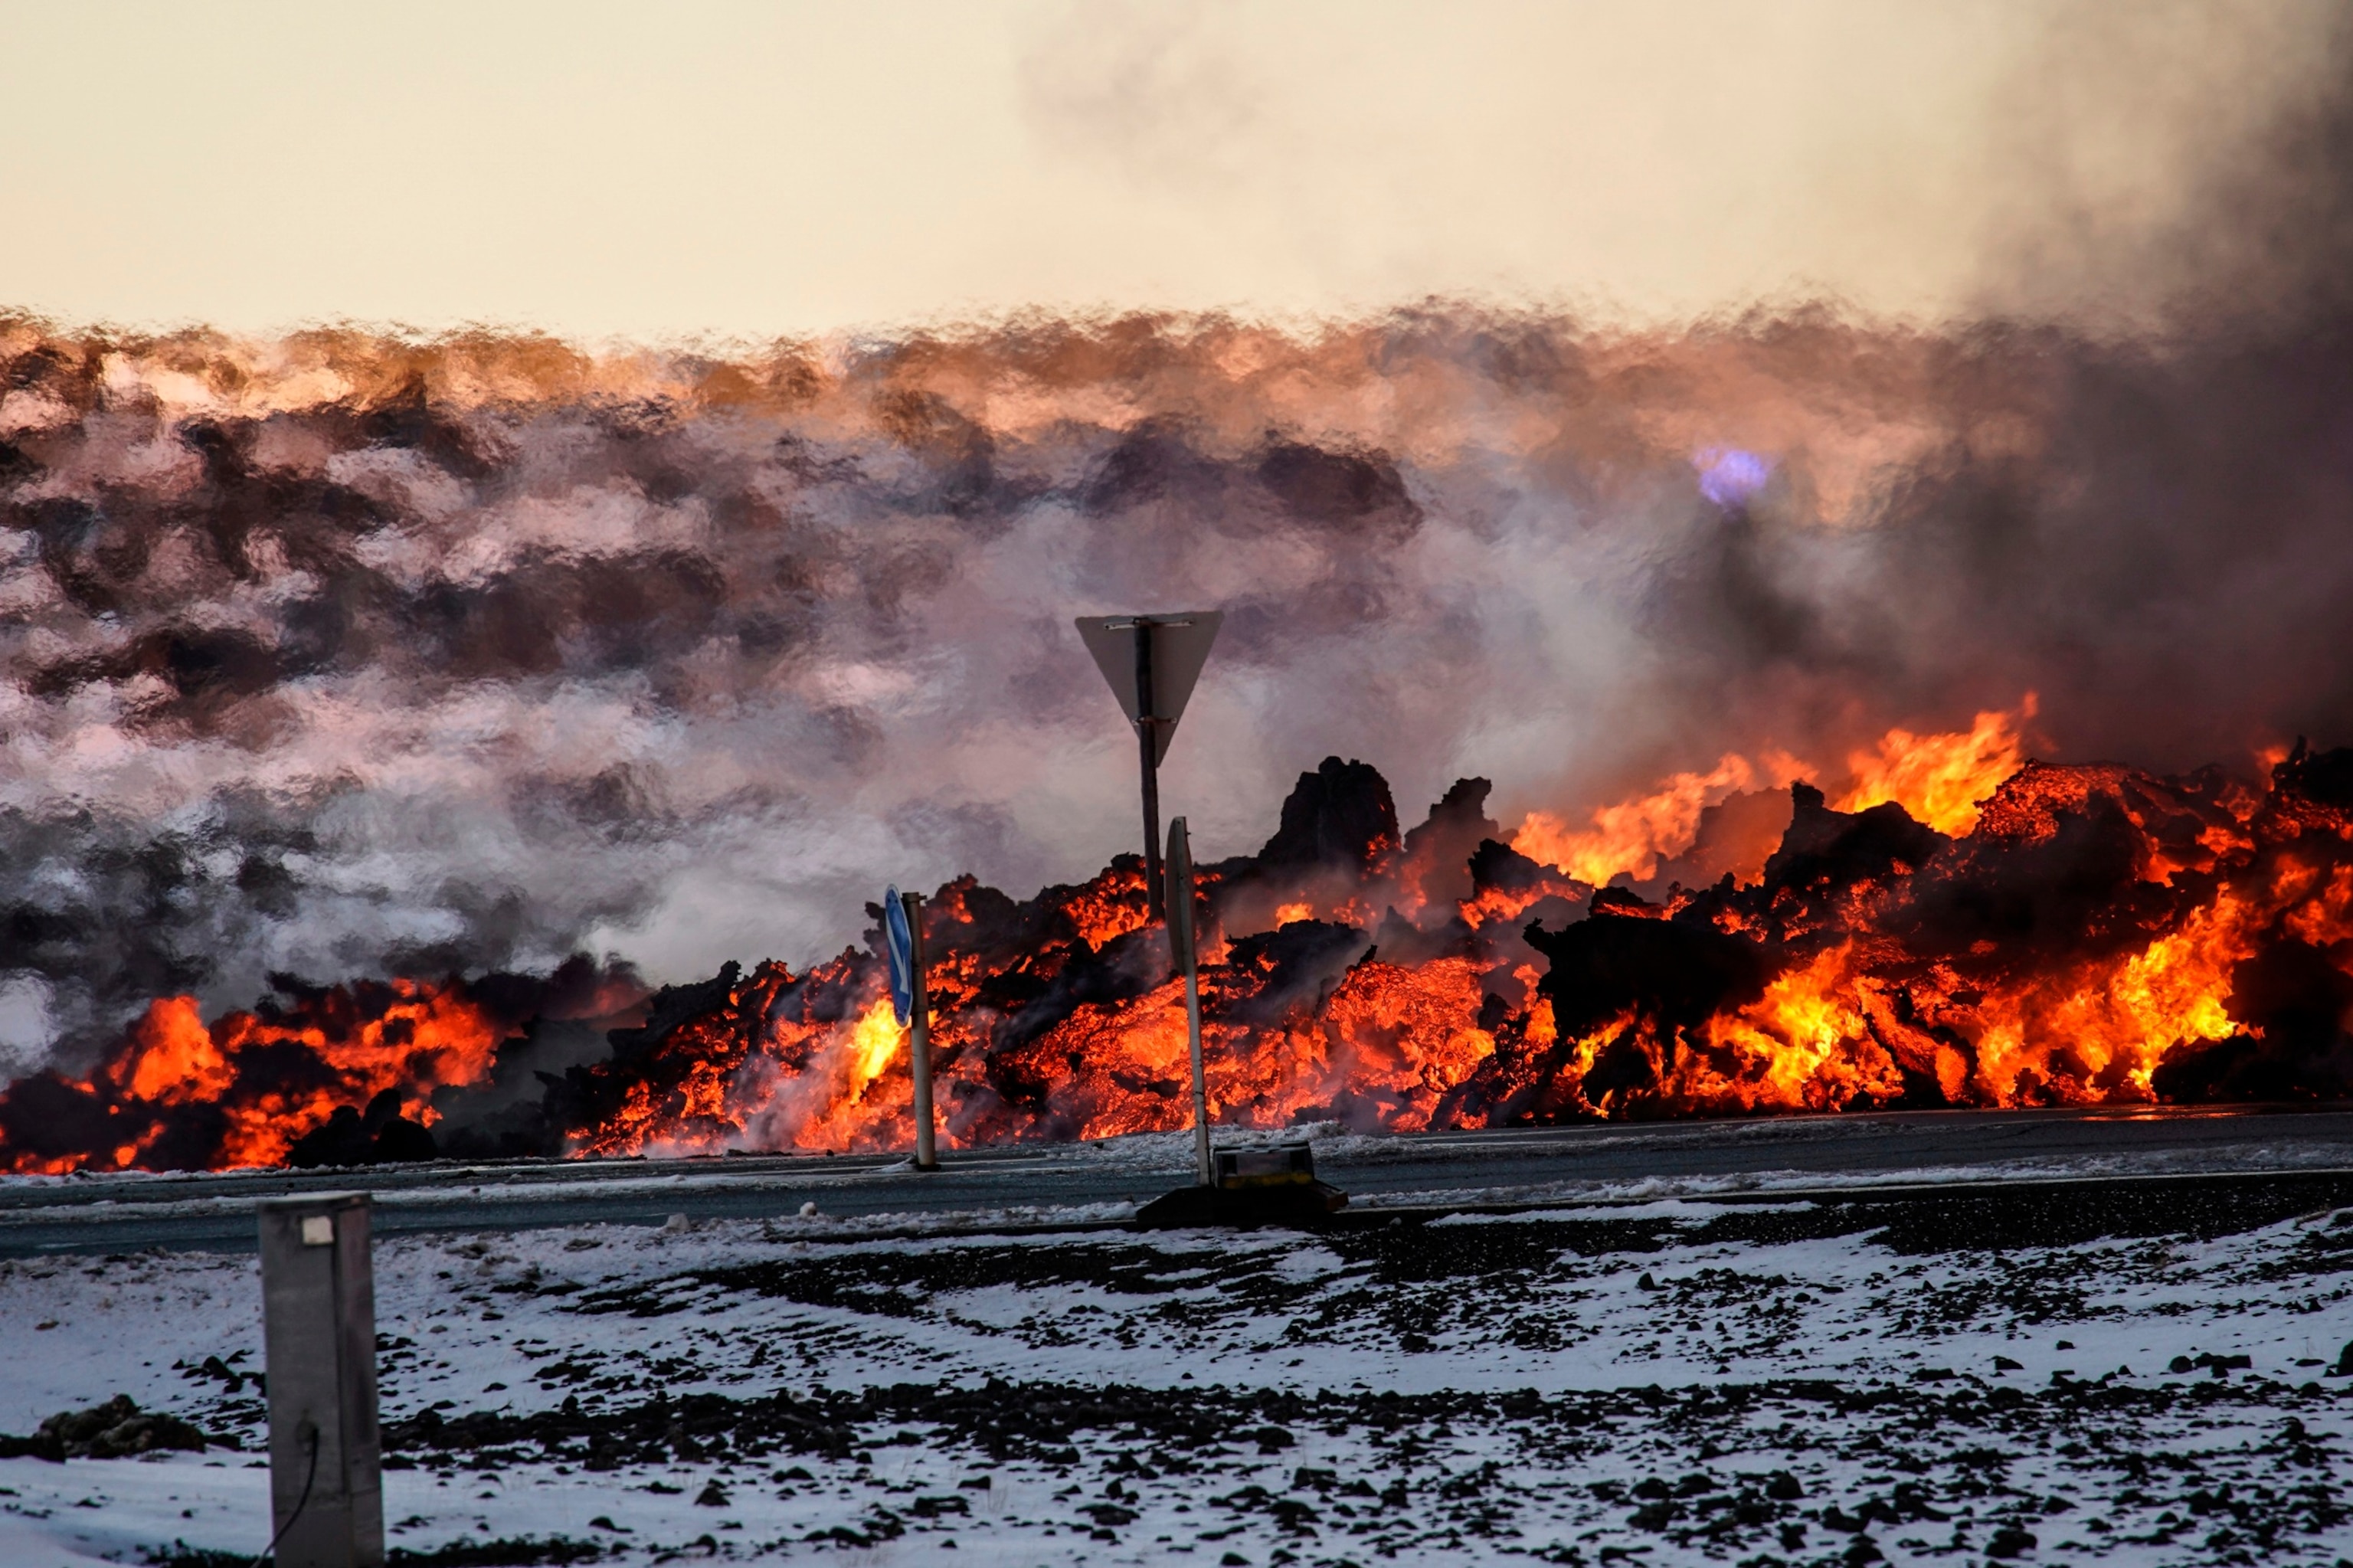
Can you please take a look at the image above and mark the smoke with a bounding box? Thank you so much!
[4,19,2351,1069]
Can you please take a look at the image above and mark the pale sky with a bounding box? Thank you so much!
[0,1,2336,339]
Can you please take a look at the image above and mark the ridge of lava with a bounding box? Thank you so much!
[5,740,2352,1176]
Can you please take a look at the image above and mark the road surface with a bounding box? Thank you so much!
[2,1103,2348,1256]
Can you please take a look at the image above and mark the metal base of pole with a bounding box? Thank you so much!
[1135,1141,1347,1228]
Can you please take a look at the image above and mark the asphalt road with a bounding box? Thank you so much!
[2,1104,2348,1257]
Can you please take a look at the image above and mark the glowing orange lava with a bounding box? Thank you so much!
[2,979,508,1173]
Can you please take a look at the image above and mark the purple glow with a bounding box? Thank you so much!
[1696,446,1772,506]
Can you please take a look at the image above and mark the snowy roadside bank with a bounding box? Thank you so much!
[2,1178,2351,1565]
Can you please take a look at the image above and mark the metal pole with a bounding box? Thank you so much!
[904,891,938,1171]
[1134,623,1164,921]
[1169,818,1212,1187]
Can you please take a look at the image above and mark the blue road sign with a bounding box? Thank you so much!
[883,887,915,1026]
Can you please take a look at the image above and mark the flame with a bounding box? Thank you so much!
[1511,704,2035,884]
[1514,754,1759,884]
[847,997,906,1096]
[1716,947,1886,1107]
[1545,948,1893,1119]
[110,996,233,1105]
[996,980,1197,1142]
[758,997,916,1157]
[1834,698,2034,835]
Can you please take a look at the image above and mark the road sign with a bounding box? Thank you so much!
[883,886,915,1027]
[882,888,938,1169]
[1075,611,1222,764]
[1075,611,1223,917]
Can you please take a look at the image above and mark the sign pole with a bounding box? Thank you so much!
[1135,813,1346,1227]
[1167,818,1212,1187]
[903,891,938,1171]
[1134,626,1164,920]
[1075,611,1222,929]
[885,886,939,1172]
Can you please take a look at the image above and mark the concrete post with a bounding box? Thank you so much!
[257,1193,383,1568]
[1167,817,1213,1187]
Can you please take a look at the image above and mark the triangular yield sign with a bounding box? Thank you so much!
[1075,611,1223,764]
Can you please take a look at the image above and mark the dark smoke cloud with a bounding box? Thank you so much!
[4,31,2351,1070]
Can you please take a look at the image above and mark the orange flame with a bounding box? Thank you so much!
[1834,697,2036,834]
[1514,754,1759,885]
[109,997,233,1105]
[1512,703,2037,885]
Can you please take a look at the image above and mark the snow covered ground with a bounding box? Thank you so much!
[3,1177,2352,1566]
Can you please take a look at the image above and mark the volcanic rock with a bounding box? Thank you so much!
[1527,895,1772,1042]
[1760,783,1945,905]
[2153,938,2353,1101]
[1218,922,1374,1027]
[0,1395,211,1460]
[1398,777,1503,907]
[1900,767,2183,961]
[287,1088,438,1167]
[1255,757,1400,872]
[2260,739,2353,839]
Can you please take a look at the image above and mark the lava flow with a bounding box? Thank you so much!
[4,716,2352,1173]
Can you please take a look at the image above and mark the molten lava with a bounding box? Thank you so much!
[5,724,2353,1172]
[0,979,509,1172]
